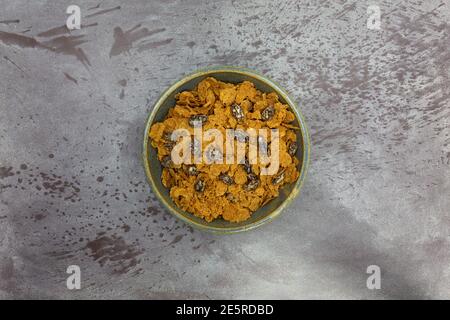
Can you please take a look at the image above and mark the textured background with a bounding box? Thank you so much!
[0,0,449,299]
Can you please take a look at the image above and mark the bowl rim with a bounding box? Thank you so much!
[142,66,310,234]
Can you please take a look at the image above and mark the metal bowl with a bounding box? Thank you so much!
[142,67,310,233]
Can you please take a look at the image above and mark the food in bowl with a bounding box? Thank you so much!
[149,77,301,222]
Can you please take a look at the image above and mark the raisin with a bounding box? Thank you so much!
[164,141,175,151]
[226,192,236,203]
[244,173,260,191]
[185,165,199,176]
[206,147,222,163]
[261,105,275,121]
[194,179,205,192]
[231,103,244,121]
[241,157,252,174]
[288,141,298,156]
[272,171,285,185]
[161,155,172,168]
[219,173,234,185]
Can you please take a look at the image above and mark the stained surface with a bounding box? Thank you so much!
[0,0,449,299]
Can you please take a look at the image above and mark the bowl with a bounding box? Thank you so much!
[142,66,310,233]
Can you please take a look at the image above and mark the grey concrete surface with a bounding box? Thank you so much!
[0,0,449,299]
